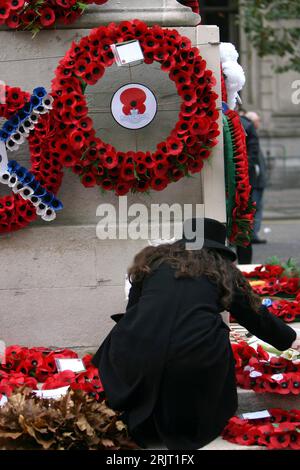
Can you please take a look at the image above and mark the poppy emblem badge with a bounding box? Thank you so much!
[111,83,157,130]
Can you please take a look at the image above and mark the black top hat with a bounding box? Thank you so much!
[180,217,236,262]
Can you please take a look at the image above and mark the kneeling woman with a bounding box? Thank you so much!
[92,218,299,450]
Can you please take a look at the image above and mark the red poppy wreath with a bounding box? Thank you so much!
[0,85,63,234]
[223,408,300,450]
[51,20,219,195]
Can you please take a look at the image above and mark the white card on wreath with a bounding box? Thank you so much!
[111,40,144,66]
[55,358,86,373]
[0,141,8,174]
[241,410,271,420]
[33,386,70,400]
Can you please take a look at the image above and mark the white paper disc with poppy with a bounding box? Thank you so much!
[111,83,157,130]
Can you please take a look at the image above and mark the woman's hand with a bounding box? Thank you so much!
[290,330,300,351]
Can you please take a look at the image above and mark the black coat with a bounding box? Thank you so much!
[92,263,296,450]
[240,116,267,189]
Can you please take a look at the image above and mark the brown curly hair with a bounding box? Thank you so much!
[128,241,261,312]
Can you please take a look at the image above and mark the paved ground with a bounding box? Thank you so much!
[244,188,300,264]
[264,189,300,220]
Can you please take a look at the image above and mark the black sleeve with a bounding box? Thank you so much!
[229,287,296,351]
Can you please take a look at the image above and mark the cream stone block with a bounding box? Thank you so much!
[95,240,148,286]
[46,168,202,226]
[0,226,98,290]
[196,26,226,223]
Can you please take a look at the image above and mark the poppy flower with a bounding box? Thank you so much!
[90,164,104,177]
[264,264,284,277]
[143,50,155,64]
[83,62,105,85]
[181,135,196,148]
[39,7,56,27]
[101,152,118,169]
[141,153,155,169]
[289,432,300,449]
[6,87,24,108]
[187,158,204,174]
[23,207,36,223]
[170,168,184,182]
[189,116,210,136]
[275,376,291,395]
[152,47,170,62]
[281,277,299,294]
[69,129,85,149]
[78,116,93,132]
[150,176,169,191]
[161,56,176,72]
[176,72,191,86]
[268,432,291,449]
[120,164,135,181]
[142,34,159,52]
[74,59,88,77]
[288,373,300,394]
[0,1,11,22]
[8,0,24,9]
[57,0,77,7]
[180,102,198,117]
[153,161,169,177]
[234,428,257,446]
[81,354,93,369]
[136,179,150,192]
[207,126,220,139]
[203,70,217,87]
[115,181,131,196]
[100,179,113,191]
[71,102,88,119]
[177,84,197,104]
[59,152,76,167]
[284,310,297,322]
[6,12,20,28]
[117,20,134,35]
[166,136,183,155]
[135,162,147,174]
[42,370,76,390]
[60,9,80,26]
[175,120,190,136]
[169,66,183,82]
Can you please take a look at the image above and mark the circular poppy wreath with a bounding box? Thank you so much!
[0,2,198,33]
[223,408,300,450]
[0,1,108,33]
[51,20,219,195]
[0,85,64,234]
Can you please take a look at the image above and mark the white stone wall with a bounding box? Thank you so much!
[0,1,225,352]
[239,23,300,165]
